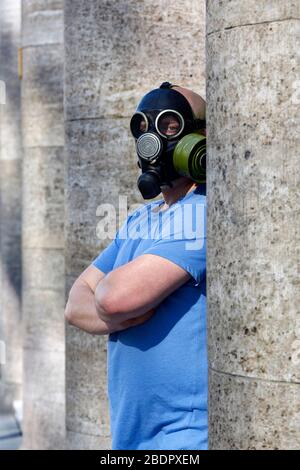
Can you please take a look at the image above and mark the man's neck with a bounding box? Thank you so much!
[159,177,198,210]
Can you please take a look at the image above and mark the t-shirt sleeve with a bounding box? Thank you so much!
[91,231,120,274]
[91,204,144,275]
[142,202,206,287]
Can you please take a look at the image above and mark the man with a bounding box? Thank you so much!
[65,82,207,450]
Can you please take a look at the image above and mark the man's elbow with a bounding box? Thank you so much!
[95,287,121,319]
[95,294,115,318]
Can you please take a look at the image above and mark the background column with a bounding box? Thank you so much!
[64,0,206,449]
[21,0,65,449]
[0,0,22,414]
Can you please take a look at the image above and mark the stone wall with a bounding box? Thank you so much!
[207,0,300,449]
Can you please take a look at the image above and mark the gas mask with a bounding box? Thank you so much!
[130,82,206,199]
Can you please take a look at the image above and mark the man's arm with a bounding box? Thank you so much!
[94,253,191,327]
[65,265,155,335]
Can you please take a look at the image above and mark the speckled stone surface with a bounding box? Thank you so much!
[207,0,300,35]
[66,430,111,450]
[64,0,206,449]
[64,0,206,122]
[207,1,300,449]
[0,0,22,413]
[209,371,300,450]
[21,0,65,449]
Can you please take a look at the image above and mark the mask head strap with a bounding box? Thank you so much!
[194,118,206,129]
[159,81,177,89]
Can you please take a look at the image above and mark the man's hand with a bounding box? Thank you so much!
[112,308,155,330]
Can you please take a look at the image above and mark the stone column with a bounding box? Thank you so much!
[21,0,65,449]
[0,0,22,413]
[207,1,300,449]
[64,0,206,449]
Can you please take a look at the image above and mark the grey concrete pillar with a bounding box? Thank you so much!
[64,0,206,449]
[207,1,300,449]
[0,0,22,413]
[21,0,65,449]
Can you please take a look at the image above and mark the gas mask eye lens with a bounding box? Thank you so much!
[159,115,180,136]
[130,112,148,138]
[156,110,184,139]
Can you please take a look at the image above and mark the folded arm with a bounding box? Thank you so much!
[94,253,191,328]
[65,265,155,335]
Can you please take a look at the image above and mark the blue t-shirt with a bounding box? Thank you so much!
[92,184,207,450]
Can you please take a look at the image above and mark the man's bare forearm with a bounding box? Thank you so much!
[65,281,124,335]
[65,280,154,334]
[94,278,155,327]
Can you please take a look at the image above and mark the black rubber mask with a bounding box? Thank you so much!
[130,82,205,199]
